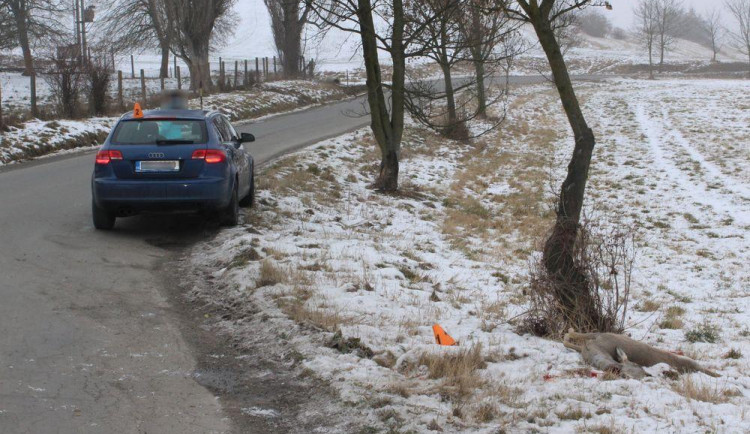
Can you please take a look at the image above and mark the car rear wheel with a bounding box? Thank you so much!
[92,200,116,230]
[221,185,239,226]
[239,171,255,208]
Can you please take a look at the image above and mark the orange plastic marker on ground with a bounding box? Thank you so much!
[133,103,143,118]
[432,324,456,346]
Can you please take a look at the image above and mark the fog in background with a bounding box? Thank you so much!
[608,0,737,31]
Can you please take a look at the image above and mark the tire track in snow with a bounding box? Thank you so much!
[659,106,750,202]
[633,102,750,227]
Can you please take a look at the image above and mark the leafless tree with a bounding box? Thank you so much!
[85,50,113,115]
[405,0,519,138]
[406,0,466,136]
[0,0,67,76]
[263,0,311,77]
[459,0,520,118]
[634,0,658,79]
[309,0,429,191]
[576,9,611,37]
[704,8,723,63]
[0,7,15,50]
[166,0,236,91]
[500,0,613,330]
[43,52,85,118]
[726,0,750,74]
[654,0,683,71]
[99,0,174,78]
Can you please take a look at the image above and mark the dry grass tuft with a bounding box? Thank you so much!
[672,376,734,403]
[418,345,487,399]
[257,259,287,287]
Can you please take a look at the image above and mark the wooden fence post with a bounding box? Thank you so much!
[219,60,225,91]
[234,60,238,89]
[255,57,259,83]
[273,56,277,77]
[30,74,38,118]
[173,56,177,78]
[117,70,124,110]
[0,79,4,129]
[244,59,248,86]
[140,69,146,102]
[176,66,181,90]
[131,55,135,78]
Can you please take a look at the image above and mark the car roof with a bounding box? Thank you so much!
[119,109,219,121]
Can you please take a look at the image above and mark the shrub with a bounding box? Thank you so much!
[523,216,636,337]
[576,10,612,38]
[685,322,720,343]
[43,54,84,118]
[85,54,112,116]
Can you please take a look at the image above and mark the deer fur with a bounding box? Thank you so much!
[563,329,720,378]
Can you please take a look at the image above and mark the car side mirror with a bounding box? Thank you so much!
[240,132,255,143]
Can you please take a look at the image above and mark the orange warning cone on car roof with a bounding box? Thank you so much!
[433,324,456,346]
[133,103,143,118]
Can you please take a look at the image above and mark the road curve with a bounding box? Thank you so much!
[0,75,600,433]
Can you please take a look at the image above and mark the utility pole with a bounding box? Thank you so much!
[74,0,81,63]
[80,0,87,63]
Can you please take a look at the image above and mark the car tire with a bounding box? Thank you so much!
[221,185,240,227]
[92,200,116,230]
[239,170,255,208]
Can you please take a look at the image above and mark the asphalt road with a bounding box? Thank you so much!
[0,95,370,434]
[0,75,600,433]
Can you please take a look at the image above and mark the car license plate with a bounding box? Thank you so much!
[136,160,180,172]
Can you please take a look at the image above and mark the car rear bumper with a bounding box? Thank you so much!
[93,176,231,213]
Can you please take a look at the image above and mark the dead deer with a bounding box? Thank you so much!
[563,329,720,378]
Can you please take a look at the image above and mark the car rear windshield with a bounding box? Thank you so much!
[111,119,207,145]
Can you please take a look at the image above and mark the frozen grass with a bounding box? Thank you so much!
[186,78,749,432]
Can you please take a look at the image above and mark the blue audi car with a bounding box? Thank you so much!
[91,108,255,230]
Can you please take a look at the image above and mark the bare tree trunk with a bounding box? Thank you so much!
[10,3,34,76]
[440,64,457,127]
[183,42,212,91]
[160,45,170,78]
[659,36,665,72]
[356,0,403,191]
[0,79,4,130]
[282,28,302,77]
[473,54,486,118]
[648,45,654,79]
[529,12,599,324]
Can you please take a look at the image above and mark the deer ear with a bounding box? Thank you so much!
[616,347,629,363]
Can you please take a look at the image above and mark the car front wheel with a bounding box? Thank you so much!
[92,200,116,230]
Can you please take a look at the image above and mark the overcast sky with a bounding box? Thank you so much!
[607,0,730,30]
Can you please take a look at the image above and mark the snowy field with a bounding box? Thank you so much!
[186,78,749,433]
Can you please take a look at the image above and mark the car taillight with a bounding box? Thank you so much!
[95,150,123,165]
[192,149,226,164]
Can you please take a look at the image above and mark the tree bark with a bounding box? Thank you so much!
[0,78,4,130]
[160,45,170,78]
[9,2,34,76]
[441,63,457,127]
[473,55,486,118]
[356,0,403,191]
[181,39,212,92]
[528,9,599,323]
